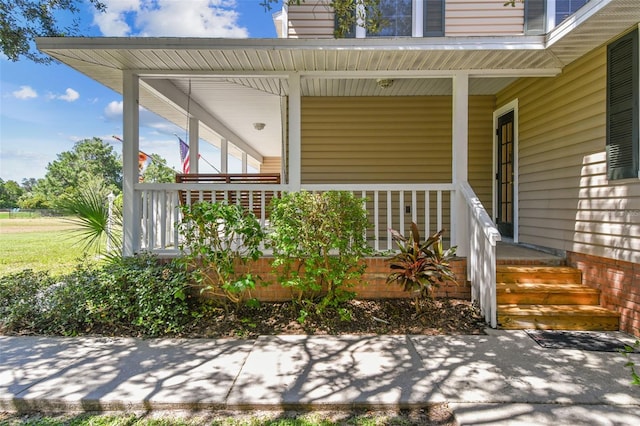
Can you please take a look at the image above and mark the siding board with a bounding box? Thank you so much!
[446,0,524,36]
[497,44,640,263]
[300,95,494,212]
[260,157,281,174]
[287,0,335,39]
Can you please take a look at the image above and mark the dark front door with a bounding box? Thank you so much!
[497,111,514,238]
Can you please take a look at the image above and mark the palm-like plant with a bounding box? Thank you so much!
[57,181,122,256]
[386,222,457,312]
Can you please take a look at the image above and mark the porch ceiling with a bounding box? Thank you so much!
[35,0,640,162]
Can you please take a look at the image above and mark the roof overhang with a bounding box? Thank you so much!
[35,0,640,160]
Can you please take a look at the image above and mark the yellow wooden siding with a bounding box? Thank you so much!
[446,0,524,36]
[287,1,335,39]
[260,157,281,174]
[497,45,640,263]
[301,96,453,184]
[299,95,495,236]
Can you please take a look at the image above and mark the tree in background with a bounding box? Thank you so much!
[35,137,122,207]
[0,179,24,208]
[20,178,38,193]
[0,0,106,63]
[142,154,177,183]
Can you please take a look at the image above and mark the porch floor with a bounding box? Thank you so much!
[496,242,564,265]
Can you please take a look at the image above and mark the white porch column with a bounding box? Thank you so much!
[452,72,469,256]
[122,71,140,257]
[241,152,248,173]
[221,139,228,173]
[188,117,199,174]
[288,72,301,190]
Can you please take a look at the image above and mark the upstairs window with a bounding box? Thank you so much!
[525,0,592,35]
[373,0,412,37]
[343,0,444,38]
[555,0,590,25]
[607,29,639,181]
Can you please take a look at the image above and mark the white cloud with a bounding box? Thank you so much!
[58,88,80,102]
[94,0,248,37]
[46,88,81,102]
[12,86,37,100]
[93,0,141,36]
[104,100,124,119]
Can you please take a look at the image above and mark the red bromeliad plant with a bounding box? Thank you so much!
[386,222,457,313]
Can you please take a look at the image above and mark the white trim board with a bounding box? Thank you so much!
[493,99,519,243]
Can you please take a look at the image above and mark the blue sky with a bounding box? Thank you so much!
[0,0,280,183]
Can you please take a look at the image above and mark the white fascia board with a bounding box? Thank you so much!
[142,78,264,163]
[36,35,548,53]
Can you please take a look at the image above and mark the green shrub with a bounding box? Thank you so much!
[177,201,264,311]
[0,254,197,337]
[0,269,53,333]
[268,190,371,319]
[119,255,193,336]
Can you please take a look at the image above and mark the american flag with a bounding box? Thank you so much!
[179,138,190,174]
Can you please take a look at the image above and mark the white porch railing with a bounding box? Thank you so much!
[135,181,502,327]
[134,182,454,254]
[459,181,501,328]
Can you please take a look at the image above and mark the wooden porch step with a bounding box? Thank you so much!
[496,264,619,332]
[497,282,600,305]
[498,304,621,331]
[496,265,583,284]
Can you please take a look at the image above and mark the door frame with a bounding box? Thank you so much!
[493,99,519,243]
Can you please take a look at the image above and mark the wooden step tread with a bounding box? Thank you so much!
[498,304,620,317]
[497,282,601,306]
[496,266,581,273]
[496,266,582,284]
[497,282,599,293]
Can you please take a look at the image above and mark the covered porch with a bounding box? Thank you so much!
[37,5,625,327]
[36,39,566,329]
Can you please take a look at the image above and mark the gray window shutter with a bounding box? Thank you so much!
[423,0,444,37]
[525,0,546,35]
[607,29,639,180]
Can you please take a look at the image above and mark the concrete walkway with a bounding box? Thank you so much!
[2,329,640,425]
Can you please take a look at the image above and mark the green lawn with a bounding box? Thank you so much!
[0,410,433,426]
[0,216,95,276]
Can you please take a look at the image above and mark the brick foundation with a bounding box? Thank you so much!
[567,251,640,337]
[200,256,469,302]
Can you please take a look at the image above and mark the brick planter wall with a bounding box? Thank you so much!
[220,257,469,302]
[567,251,640,337]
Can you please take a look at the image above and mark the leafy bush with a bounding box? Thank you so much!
[0,254,198,337]
[91,254,198,336]
[0,269,53,333]
[386,223,457,313]
[177,201,265,310]
[268,190,371,319]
